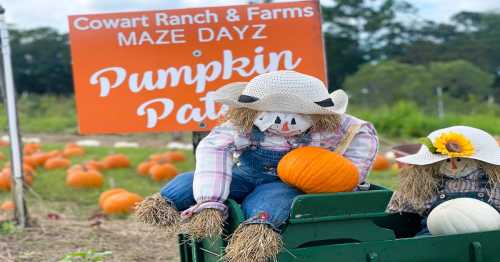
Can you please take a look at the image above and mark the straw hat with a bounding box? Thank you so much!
[212,70,348,115]
[397,126,500,165]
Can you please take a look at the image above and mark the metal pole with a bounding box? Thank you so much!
[436,86,444,119]
[0,5,28,228]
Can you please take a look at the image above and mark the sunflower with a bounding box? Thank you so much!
[434,132,475,157]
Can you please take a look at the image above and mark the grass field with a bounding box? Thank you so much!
[1,95,499,138]
[0,143,397,261]
[0,144,397,217]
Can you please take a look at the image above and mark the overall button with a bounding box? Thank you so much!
[478,192,485,198]
[439,194,446,199]
[263,166,275,171]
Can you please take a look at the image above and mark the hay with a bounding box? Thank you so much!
[134,193,180,232]
[480,162,500,195]
[396,164,440,212]
[224,223,282,262]
[224,107,258,133]
[183,208,224,240]
[310,113,341,132]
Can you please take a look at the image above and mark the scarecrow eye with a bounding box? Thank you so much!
[291,118,296,125]
[456,158,461,162]
[275,116,281,124]
[446,159,451,162]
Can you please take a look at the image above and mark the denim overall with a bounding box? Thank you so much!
[161,127,310,230]
[417,173,491,235]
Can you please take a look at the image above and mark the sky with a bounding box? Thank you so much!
[2,0,500,32]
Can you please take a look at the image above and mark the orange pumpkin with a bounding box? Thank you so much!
[3,164,35,176]
[84,160,106,171]
[0,168,34,191]
[102,154,130,169]
[372,154,391,171]
[0,152,4,160]
[149,153,167,162]
[0,140,8,147]
[163,151,186,162]
[23,143,41,155]
[1,200,15,211]
[63,146,85,158]
[30,152,53,166]
[0,171,10,191]
[66,167,103,188]
[44,157,71,170]
[277,146,359,194]
[137,161,154,176]
[101,191,143,214]
[99,188,128,208]
[45,150,63,159]
[149,163,178,182]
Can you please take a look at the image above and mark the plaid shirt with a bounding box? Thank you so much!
[387,169,500,216]
[183,114,378,216]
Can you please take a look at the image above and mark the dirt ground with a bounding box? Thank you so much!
[0,209,180,262]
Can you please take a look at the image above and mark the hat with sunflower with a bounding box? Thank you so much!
[397,126,500,165]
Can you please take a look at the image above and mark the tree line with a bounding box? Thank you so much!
[7,0,500,106]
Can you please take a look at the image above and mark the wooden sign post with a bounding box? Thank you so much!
[0,5,28,228]
[68,0,327,134]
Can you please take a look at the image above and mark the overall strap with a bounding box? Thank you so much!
[478,172,492,190]
[249,126,265,144]
[334,124,362,154]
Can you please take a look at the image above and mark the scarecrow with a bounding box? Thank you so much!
[387,126,500,235]
[136,70,378,261]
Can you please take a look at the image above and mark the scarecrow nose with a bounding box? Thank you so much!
[450,159,457,171]
[282,122,290,132]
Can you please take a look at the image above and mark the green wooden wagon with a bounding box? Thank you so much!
[178,184,500,262]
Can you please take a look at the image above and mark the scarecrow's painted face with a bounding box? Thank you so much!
[254,112,312,136]
[438,158,479,178]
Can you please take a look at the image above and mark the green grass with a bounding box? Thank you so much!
[0,144,194,217]
[1,95,498,138]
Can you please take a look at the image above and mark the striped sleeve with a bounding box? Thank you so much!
[192,121,247,205]
[342,122,379,183]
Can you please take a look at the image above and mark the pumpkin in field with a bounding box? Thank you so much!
[99,188,128,208]
[149,162,178,182]
[102,154,130,169]
[66,167,103,188]
[163,151,186,162]
[427,198,500,235]
[0,152,4,161]
[277,146,359,194]
[23,143,41,155]
[101,191,143,214]
[137,161,154,176]
[28,152,52,167]
[84,160,106,171]
[0,171,9,191]
[44,157,71,170]
[63,144,85,158]
[372,154,391,171]
[0,168,34,191]
[4,163,36,175]
[1,200,14,211]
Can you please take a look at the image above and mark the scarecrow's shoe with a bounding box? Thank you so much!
[135,193,180,232]
[224,223,283,262]
[183,208,224,240]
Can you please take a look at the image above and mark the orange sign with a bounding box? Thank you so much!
[68,1,326,134]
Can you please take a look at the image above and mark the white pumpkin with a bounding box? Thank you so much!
[427,198,500,236]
